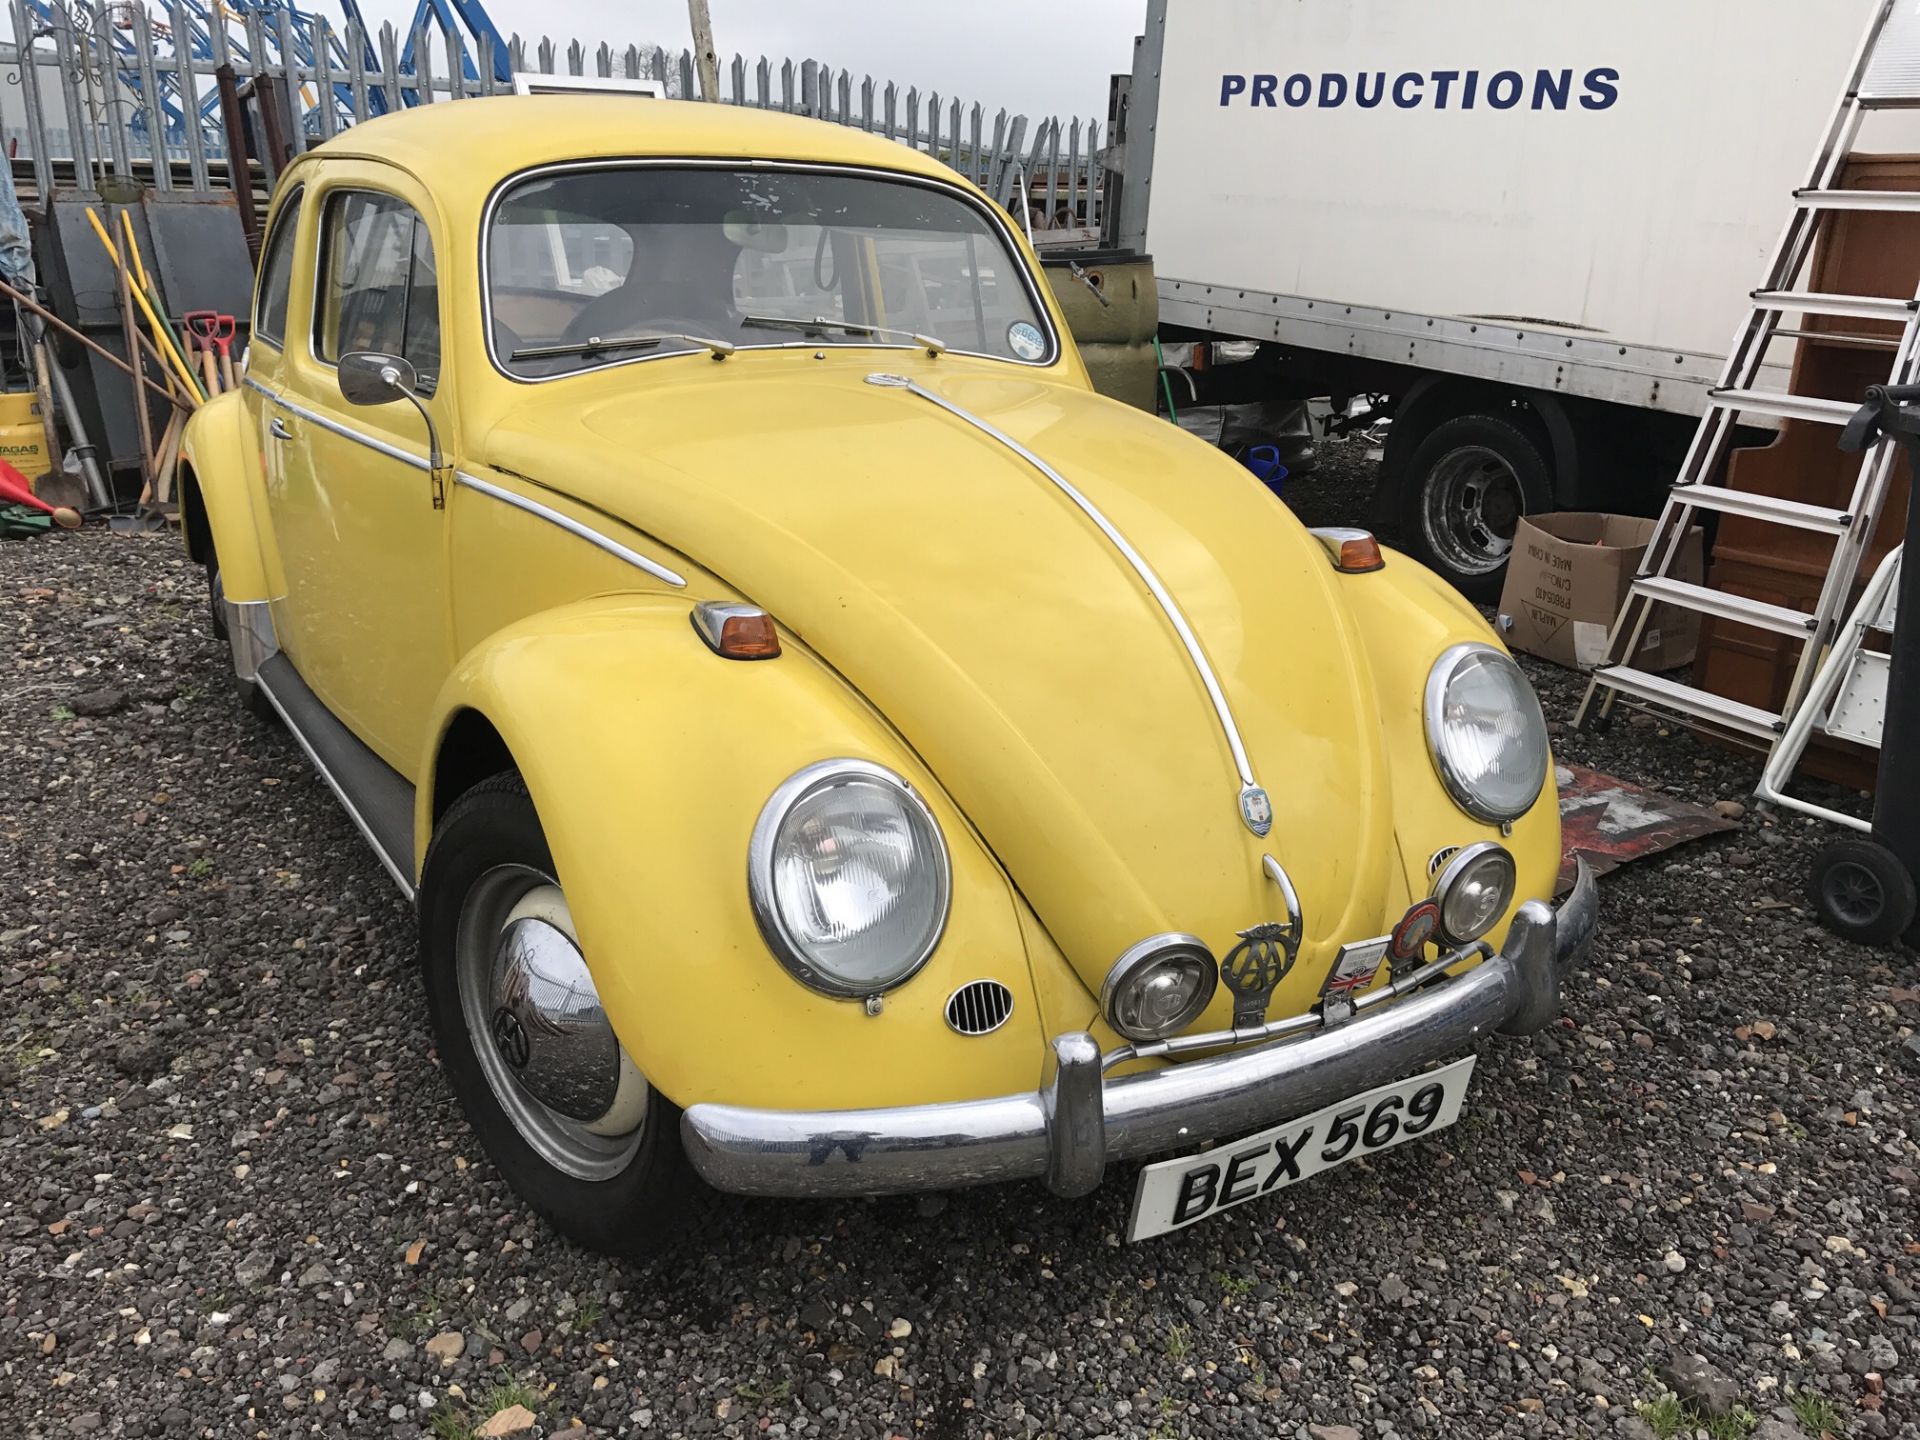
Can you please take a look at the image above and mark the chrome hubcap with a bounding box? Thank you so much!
[455,865,646,1181]
[1422,445,1524,575]
[490,917,622,1121]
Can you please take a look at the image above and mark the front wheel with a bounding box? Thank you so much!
[419,774,693,1255]
[1398,413,1553,602]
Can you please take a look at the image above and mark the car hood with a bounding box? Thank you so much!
[480,360,1399,1001]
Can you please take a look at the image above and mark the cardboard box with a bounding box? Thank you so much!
[1497,512,1704,672]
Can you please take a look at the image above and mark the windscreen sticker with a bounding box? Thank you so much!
[1008,321,1046,361]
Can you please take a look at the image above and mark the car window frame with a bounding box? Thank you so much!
[251,185,305,351]
[478,157,1063,385]
[308,184,443,396]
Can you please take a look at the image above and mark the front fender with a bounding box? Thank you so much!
[1332,549,1562,944]
[178,390,279,602]
[420,595,1075,1112]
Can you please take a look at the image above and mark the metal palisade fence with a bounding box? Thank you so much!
[1,2,1103,227]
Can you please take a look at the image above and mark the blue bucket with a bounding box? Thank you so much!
[1240,444,1289,498]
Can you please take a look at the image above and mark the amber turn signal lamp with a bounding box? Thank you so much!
[691,601,781,660]
[1308,526,1386,574]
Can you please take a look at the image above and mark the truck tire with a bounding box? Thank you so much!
[419,774,694,1255]
[1399,413,1553,603]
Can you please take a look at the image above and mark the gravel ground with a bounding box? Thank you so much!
[3,451,1916,1440]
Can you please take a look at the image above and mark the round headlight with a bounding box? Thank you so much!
[1424,643,1550,823]
[1432,841,1518,945]
[749,760,951,998]
[1101,934,1218,1042]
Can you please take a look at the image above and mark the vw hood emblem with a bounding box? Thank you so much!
[1239,785,1274,837]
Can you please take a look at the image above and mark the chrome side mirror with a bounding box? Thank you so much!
[338,350,418,407]
[338,351,448,508]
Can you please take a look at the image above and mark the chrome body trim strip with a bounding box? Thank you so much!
[452,471,688,588]
[478,158,1062,385]
[253,666,417,902]
[680,858,1597,1198]
[222,597,279,682]
[242,377,432,472]
[890,376,1267,810]
[241,381,686,586]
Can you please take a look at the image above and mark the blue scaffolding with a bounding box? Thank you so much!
[26,0,511,148]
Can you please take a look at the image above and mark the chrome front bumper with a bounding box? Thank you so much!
[681,857,1598,1199]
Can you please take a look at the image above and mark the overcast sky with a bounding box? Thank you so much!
[359,0,1143,123]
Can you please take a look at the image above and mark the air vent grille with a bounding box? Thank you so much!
[945,979,1014,1036]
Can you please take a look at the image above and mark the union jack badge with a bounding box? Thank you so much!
[1318,937,1388,1016]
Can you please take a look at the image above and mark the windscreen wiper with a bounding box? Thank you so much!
[739,314,946,356]
[511,332,736,362]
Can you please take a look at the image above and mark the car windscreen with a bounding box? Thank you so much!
[485,165,1056,378]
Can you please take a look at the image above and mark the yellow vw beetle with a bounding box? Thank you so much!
[179,96,1595,1253]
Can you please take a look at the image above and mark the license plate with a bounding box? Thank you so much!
[1126,1056,1476,1241]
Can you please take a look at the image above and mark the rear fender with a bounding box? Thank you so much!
[419,594,1070,1112]
[178,390,279,602]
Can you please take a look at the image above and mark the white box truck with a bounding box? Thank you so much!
[1109,0,1917,596]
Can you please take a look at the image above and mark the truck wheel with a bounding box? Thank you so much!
[419,774,693,1256]
[1807,838,1916,947]
[1400,414,1552,602]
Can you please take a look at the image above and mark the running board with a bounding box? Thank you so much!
[255,655,417,899]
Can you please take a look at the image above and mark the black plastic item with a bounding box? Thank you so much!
[1807,838,1917,946]
[1833,383,1920,945]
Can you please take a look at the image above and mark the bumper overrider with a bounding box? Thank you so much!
[682,857,1598,1199]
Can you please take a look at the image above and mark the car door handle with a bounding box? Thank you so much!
[269,416,293,441]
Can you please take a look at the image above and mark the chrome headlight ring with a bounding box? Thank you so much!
[1430,840,1518,946]
[1423,642,1551,824]
[1100,932,1219,1042]
[748,758,952,1000]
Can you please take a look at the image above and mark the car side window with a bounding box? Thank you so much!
[313,190,440,393]
[252,188,303,350]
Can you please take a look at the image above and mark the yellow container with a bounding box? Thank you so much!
[0,390,51,478]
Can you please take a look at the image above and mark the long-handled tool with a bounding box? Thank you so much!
[0,457,81,528]
[84,207,204,404]
[184,312,237,394]
[118,211,203,400]
[211,315,236,391]
[108,216,159,491]
[0,279,185,412]
[185,311,222,395]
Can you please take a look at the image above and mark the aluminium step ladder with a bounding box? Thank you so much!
[1574,0,1920,747]
[1754,542,1900,833]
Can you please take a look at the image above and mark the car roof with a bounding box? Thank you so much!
[300,94,963,194]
